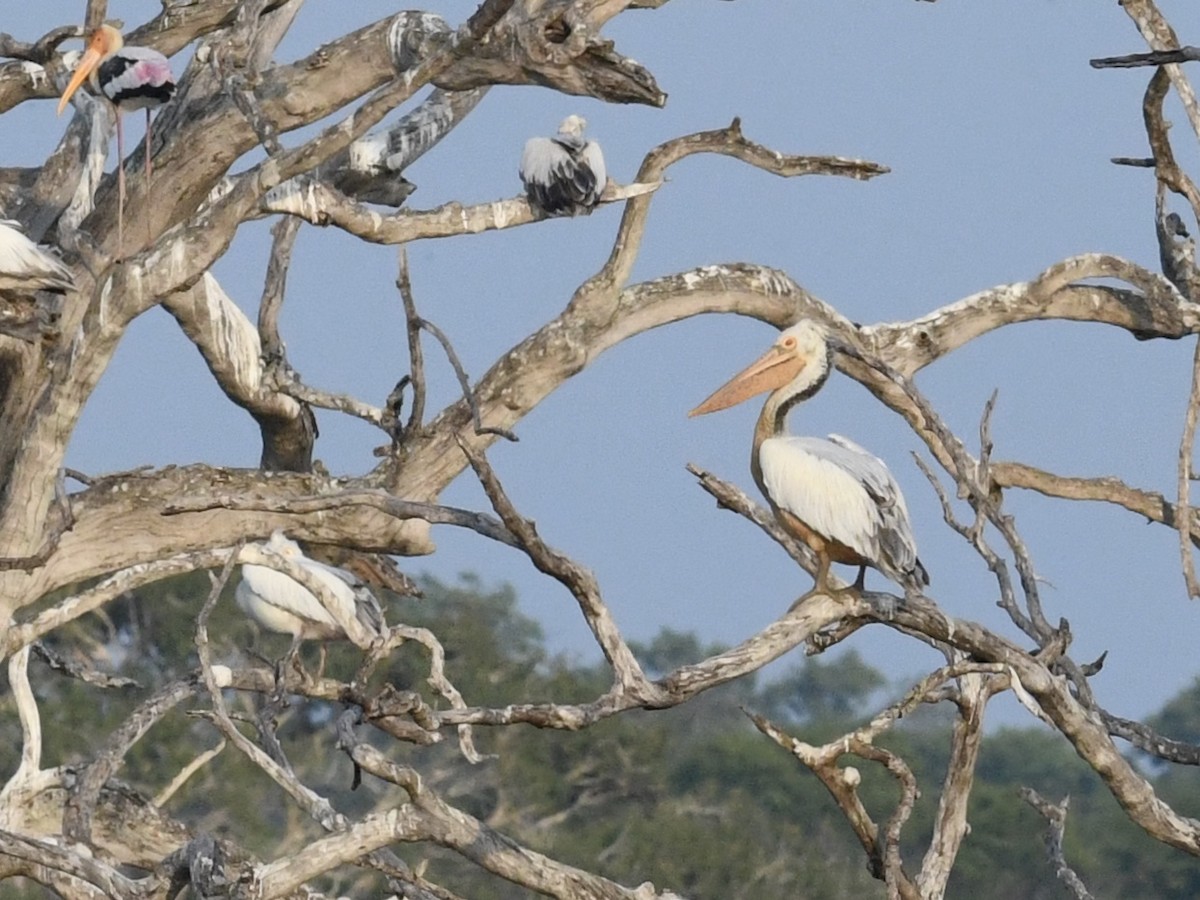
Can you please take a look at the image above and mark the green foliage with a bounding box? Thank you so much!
[7,570,1200,898]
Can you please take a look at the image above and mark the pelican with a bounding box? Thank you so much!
[0,220,74,298]
[690,321,929,595]
[57,24,176,253]
[236,531,385,669]
[519,115,607,217]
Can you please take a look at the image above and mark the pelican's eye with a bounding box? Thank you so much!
[781,335,797,350]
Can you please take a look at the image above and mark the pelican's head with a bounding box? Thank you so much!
[57,24,124,115]
[689,321,831,417]
[266,530,303,559]
[557,115,587,139]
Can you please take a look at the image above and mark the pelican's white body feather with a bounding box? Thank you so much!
[236,532,383,641]
[520,115,607,217]
[760,433,922,584]
[0,220,74,296]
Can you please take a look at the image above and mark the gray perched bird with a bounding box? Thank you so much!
[519,115,607,217]
[0,220,74,298]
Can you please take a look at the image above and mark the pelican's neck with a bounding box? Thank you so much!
[750,353,832,490]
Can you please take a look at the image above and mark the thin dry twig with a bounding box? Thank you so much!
[1178,337,1200,598]
[258,215,301,363]
[153,739,227,808]
[457,438,650,695]
[424,319,517,442]
[30,641,139,690]
[397,246,426,436]
[1019,789,1095,900]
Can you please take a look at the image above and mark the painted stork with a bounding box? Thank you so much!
[690,321,929,596]
[0,220,74,298]
[236,531,385,671]
[56,24,176,253]
[519,115,607,217]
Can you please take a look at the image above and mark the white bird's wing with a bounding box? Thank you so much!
[237,565,339,631]
[0,221,74,294]
[301,556,386,635]
[760,434,924,583]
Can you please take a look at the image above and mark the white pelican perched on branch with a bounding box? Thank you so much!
[237,531,385,663]
[0,220,74,297]
[57,24,176,252]
[690,321,929,595]
[519,115,607,217]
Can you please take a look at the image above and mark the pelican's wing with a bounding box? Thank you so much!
[302,556,386,634]
[760,436,883,559]
[237,565,339,629]
[761,435,924,584]
[825,433,925,583]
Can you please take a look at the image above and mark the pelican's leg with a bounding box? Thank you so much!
[812,551,833,595]
[789,551,833,612]
[852,565,867,591]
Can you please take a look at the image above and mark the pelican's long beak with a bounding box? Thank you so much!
[56,32,110,115]
[689,343,807,417]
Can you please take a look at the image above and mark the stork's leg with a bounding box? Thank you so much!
[115,110,125,259]
[144,108,153,180]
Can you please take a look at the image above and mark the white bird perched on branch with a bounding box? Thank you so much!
[236,531,385,668]
[0,220,74,298]
[690,321,929,596]
[519,115,607,217]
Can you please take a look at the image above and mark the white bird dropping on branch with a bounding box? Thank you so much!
[0,220,74,297]
[236,531,385,650]
[519,115,608,217]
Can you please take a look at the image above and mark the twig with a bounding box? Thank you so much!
[1102,711,1200,766]
[5,646,41,785]
[1180,338,1200,597]
[423,319,517,441]
[64,677,202,844]
[364,624,481,763]
[153,739,226,808]
[1092,46,1200,68]
[0,26,80,64]
[277,378,386,428]
[159,488,520,548]
[397,246,426,435]
[195,547,347,832]
[30,641,139,690]
[457,438,651,695]
[258,215,301,362]
[1018,789,1094,900]
[2,549,236,659]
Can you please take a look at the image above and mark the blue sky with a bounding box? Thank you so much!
[11,1,1199,727]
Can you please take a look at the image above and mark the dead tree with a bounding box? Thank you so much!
[1,0,1200,897]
